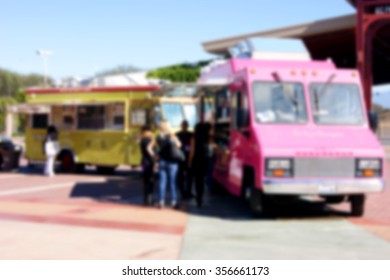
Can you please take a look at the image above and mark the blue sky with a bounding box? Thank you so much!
[0,0,355,79]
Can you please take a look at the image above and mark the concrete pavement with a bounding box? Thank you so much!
[181,217,390,259]
[0,163,389,259]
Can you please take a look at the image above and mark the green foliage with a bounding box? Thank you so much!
[147,60,212,82]
[0,68,50,98]
[0,97,16,132]
[0,68,48,133]
[0,69,20,97]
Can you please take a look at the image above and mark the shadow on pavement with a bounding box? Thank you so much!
[17,163,140,177]
[69,176,144,206]
[67,174,351,221]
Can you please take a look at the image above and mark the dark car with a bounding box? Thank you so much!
[0,136,23,171]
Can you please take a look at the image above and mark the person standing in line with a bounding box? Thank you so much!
[189,116,212,208]
[148,120,182,208]
[43,125,59,177]
[205,129,217,194]
[175,120,194,200]
[139,125,155,206]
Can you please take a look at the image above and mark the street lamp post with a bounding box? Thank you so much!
[36,49,53,87]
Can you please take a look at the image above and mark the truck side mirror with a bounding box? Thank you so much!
[368,111,379,132]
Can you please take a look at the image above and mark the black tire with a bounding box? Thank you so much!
[350,195,365,217]
[75,164,85,174]
[0,154,3,171]
[96,166,116,175]
[59,152,76,173]
[249,185,269,217]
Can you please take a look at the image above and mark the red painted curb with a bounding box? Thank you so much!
[0,212,184,236]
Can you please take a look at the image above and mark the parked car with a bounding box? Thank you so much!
[0,136,23,171]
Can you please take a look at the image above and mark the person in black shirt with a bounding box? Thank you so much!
[175,120,194,200]
[140,125,155,205]
[189,119,212,208]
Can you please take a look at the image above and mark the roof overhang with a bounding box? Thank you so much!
[202,14,356,56]
[7,104,51,114]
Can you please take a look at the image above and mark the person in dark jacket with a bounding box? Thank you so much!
[189,117,213,208]
[139,125,155,205]
[175,120,194,200]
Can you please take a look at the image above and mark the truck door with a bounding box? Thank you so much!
[228,81,251,193]
[213,88,231,179]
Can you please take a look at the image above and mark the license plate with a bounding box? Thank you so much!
[318,184,336,194]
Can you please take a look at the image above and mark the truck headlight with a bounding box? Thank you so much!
[265,158,293,177]
[356,159,382,177]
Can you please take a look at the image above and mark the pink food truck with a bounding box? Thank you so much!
[198,57,386,217]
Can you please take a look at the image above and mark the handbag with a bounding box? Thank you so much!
[170,143,185,162]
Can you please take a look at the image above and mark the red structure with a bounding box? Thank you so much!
[203,0,390,110]
[355,0,390,108]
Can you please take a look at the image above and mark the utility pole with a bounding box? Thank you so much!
[36,49,53,87]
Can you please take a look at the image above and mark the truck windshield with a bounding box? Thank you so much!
[309,83,365,125]
[161,103,197,128]
[253,82,307,124]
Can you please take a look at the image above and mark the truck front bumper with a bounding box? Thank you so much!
[262,179,385,195]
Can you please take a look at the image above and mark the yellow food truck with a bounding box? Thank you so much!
[18,85,198,173]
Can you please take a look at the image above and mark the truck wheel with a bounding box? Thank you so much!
[350,195,365,217]
[60,152,76,173]
[96,166,116,175]
[75,164,85,174]
[249,185,268,217]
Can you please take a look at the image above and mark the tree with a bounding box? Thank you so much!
[146,60,212,82]
[0,67,50,133]
[0,68,50,98]
[0,97,16,132]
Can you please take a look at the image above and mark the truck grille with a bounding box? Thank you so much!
[294,158,355,178]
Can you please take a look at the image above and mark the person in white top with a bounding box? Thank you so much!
[43,125,59,177]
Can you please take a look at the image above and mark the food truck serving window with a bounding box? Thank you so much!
[252,82,307,124]
[77,105,105,130]
[309,83,365,126]
[32,114,48,129]
[131,109,147,126]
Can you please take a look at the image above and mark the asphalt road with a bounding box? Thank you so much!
[0,162,389,259]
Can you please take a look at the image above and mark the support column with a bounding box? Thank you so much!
[5,107,13,138]
[355,0,390,110]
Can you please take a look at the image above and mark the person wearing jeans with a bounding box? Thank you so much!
[148,120,181,208]
[158,159,178,207]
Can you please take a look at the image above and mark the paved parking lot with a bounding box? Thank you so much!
[0,161,389,259]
